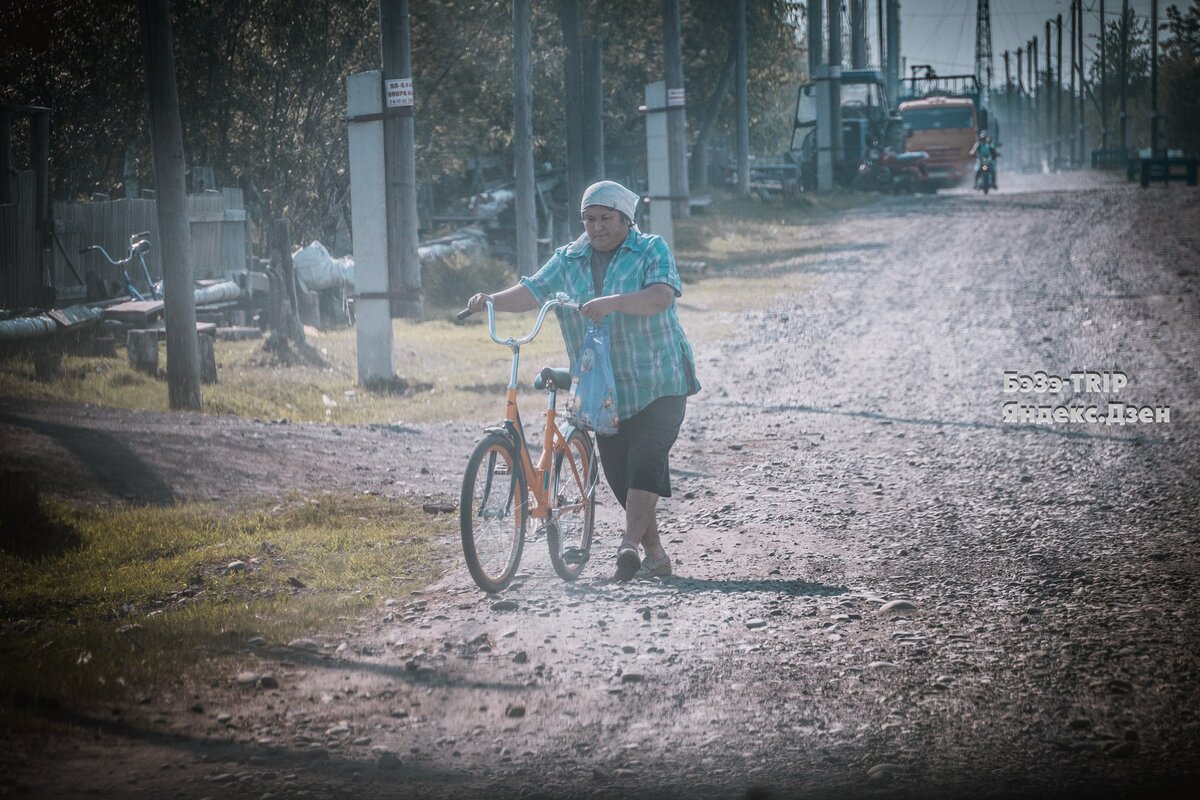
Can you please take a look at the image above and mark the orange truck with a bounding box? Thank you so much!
[897,72,996,191]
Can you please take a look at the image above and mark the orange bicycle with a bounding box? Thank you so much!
[456,294,599,593]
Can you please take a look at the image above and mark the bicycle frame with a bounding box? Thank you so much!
[81,232,160,301]
[480,295,590,522]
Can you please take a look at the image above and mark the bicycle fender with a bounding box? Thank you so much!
[483,422,519,450]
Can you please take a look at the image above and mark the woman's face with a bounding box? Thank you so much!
[582,205,628,253]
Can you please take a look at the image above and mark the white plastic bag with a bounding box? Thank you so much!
[292,241,355,292]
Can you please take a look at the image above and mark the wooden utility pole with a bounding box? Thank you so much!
[662,0,689,218]
[828,0,843,167]
[137,0,200,411]
[1077,0,1086,161]
[1056,14,1063,165]
[380,0,422,317]
[1016,47,1024,161]
[877,0,885,75]
[1119,0,1128,155]
[809,0,824,75]
[1150,0,1160,156]
[850,0,867,69]
[886,0,901,107]
[582,36,605,184]
[1075,0,1084,164]
[513,0,537,275]
[1045,21,1053,166]
[735,0,750,197]
[559,0,585,238]
[1100,0,1108,151]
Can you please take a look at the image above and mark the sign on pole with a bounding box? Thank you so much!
[385,78,414,108]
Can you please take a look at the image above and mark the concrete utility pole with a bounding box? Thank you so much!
[560,0,585,239]
[380,0,422,317]
[136,0,200,411]
[347,72,393,384]
[513,0,537,275]
[851,0,867,69]
[735,0,750,197]
[662,0,689,218]
[644,82,674,251]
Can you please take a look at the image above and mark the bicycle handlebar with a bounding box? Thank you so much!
[462,292,579,347]
[82,244,124,265]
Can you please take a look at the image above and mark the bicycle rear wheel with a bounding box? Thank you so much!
[547,427,597,581]
[461,433,528,593]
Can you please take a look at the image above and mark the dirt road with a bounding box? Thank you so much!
[3,172,1198,799]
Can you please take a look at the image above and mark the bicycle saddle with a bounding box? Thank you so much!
[533,367,573,391]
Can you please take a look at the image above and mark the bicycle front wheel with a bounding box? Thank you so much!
[547,427,597,581]
[461,433,528,593]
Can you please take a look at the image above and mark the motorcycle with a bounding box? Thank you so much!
[855,143,930,194]
[975,155,997,194]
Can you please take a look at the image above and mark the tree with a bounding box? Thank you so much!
[2,0,807,266]
[1088,6,1151,144]
[1162,1,1200,154]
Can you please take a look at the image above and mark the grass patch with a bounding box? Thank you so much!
[0,494,453,705]
[0,312,566,426]
[674,187,875,270]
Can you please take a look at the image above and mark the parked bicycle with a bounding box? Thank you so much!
[80,231,161,301]
[455,293,599,593]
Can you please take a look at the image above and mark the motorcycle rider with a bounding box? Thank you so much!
[970,130,999,190]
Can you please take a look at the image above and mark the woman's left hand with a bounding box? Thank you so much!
[581,295,622,323]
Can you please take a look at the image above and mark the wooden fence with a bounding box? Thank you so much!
[47,187,250,304]
[0,171,42,308]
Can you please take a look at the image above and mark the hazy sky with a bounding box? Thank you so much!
[857,0,1167,84]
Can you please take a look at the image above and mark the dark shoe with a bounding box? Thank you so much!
[613,546,640,581]
[636,554,672,579]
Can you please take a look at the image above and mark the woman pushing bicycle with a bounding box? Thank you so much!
[465,180,701,581]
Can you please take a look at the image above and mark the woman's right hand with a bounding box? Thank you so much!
[466,293,493,314]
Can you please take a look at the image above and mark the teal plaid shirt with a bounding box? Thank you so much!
[520,228,700,420]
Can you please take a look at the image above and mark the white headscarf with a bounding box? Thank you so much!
[580,180,641,229]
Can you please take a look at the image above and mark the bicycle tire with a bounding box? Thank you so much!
[461,432,528,593]
[547,427,597,581]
